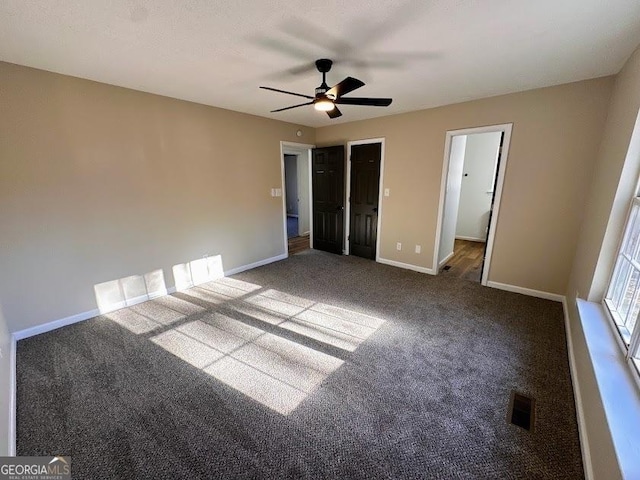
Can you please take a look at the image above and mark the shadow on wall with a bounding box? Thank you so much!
[93,257,385,416]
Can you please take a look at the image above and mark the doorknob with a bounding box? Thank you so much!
[337,205,344,211]
[373,207,378,213]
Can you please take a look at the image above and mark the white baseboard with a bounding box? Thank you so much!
[8,334,16,456]
[438,251,455,270]
[224,253,287,276]
[98,293,153,315]
[12,286,178,341]
[455,236,486,242]
[563,297,593,480]
[12,254,287,341]
[12,308,101,342]
[377,257,436,275]
[486,281,564,302]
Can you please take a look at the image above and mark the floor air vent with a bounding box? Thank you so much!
[507,391,535,431]
[443,265,451,271]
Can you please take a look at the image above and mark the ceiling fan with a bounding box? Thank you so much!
[260,59,392,119]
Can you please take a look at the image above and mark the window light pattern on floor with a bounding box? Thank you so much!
[99,276,384,415]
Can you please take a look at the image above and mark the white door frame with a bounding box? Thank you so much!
[280,141,315,255]
[433,124,513,286]
[345,138,386,260]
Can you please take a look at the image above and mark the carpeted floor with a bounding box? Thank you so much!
[16,250,584,479]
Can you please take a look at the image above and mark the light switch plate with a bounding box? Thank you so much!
[384,188,390,197]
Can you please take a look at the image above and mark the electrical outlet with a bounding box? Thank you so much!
[415,245,421,254]
[396,242,402,251]
[384,188,390,197]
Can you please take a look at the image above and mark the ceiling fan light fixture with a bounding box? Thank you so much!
[261,59,391,119]
[314,98,335,111]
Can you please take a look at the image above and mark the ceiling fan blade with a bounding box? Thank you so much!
[253,37,316,61]
[271,101,314,113]
[372,51,441,61]
[260,86,314,100]
[287,62,318,76]
[326,77,365,99]
[335,97,392,107]
[263,63,317,81]
[327,106,342,119]
[281,20,352,58]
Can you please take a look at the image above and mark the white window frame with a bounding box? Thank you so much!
[604,195,640,373]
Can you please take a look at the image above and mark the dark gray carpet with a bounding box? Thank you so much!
[16,250,584,479]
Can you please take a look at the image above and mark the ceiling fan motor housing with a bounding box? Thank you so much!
[315,59,333,99]
[315,83,330,98]
[315,58,333,73]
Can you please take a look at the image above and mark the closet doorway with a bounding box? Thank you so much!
[434,124,512,284]
[281,142,313,255]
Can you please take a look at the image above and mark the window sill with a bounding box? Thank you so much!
[576,299,640,479]
[603,299,634,348]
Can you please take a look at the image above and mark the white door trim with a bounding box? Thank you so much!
[433,123,513,286]
[280,141,315,254]
[345,138,385,261]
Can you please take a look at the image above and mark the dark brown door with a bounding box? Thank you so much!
[312,146,345,255]
[349,143,381,260]
[480,132,505,276]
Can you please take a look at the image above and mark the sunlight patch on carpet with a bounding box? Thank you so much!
[238,290,384,352]
[150,314,345,415]
[104,276,383,415]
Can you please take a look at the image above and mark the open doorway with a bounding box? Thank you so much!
[281,142,314,256]
[434,124,512,285]
[284,154,301,237]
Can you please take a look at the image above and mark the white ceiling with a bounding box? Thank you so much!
[1,0,640,127]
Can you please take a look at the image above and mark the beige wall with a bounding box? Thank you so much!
[316,77,614,294]
[0,61,314,332]
[565,45,640,479]
[570,46,640,302]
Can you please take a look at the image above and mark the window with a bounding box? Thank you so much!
[605,196,640,369]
